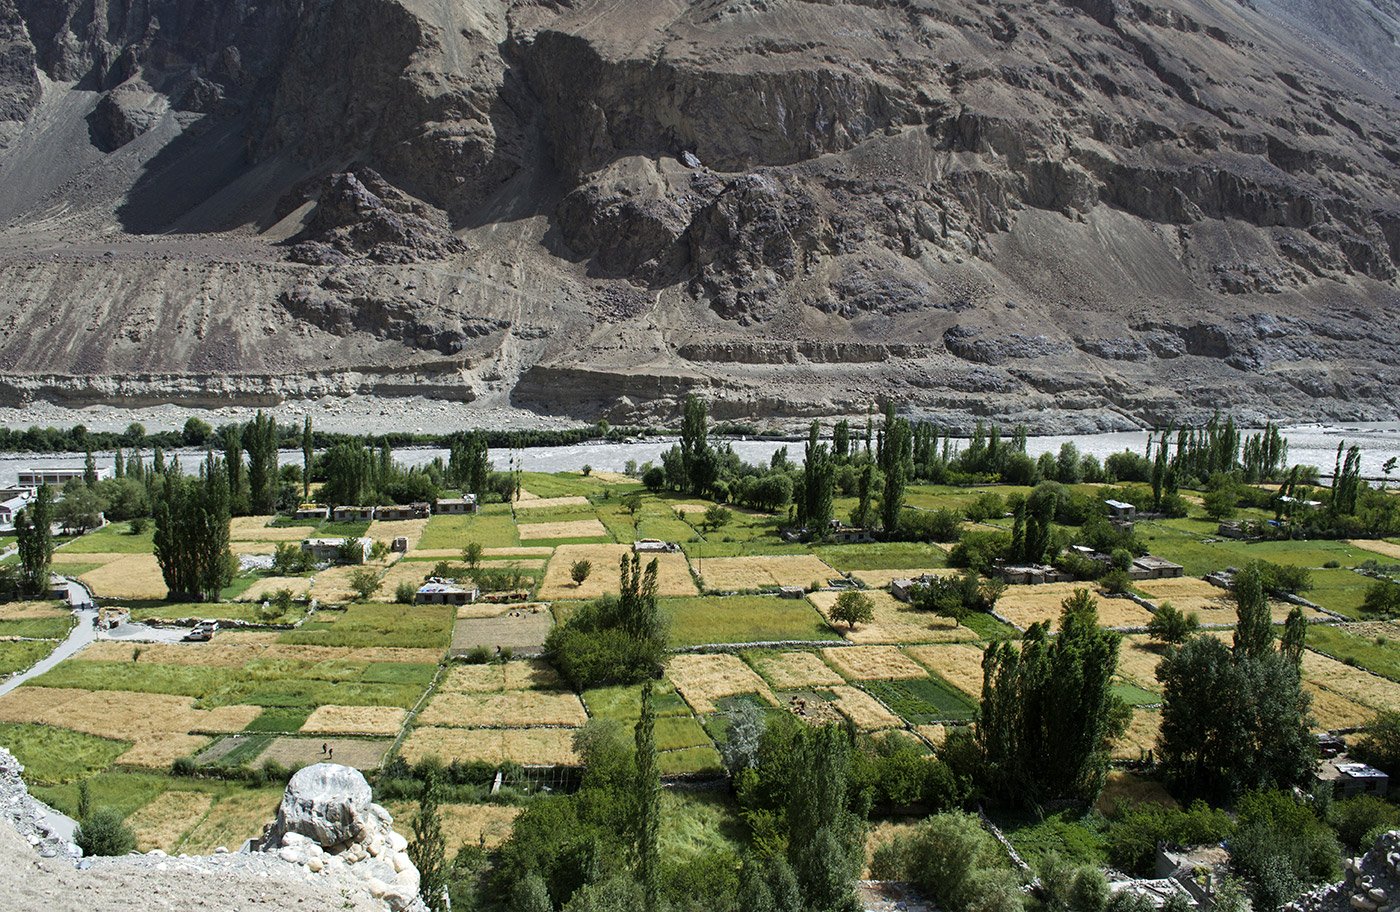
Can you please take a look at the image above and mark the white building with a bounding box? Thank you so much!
[18,466,112,488]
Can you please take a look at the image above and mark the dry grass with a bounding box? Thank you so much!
[451,610,553,653]
[418,691,588,728]
[745,651,845,689]
[1303,683,1375,731]
[80,553,168,599]
[300,705,409,736]
[864,821,922,877]
[903,644,988,698]
[1302,650,1400,712]
[808,590,977,645]
[51,550,120,566]
[374,560,433,600]
[256,737,390,771]
[820,645,928,681]
[1095,771,1177,816]
[73,641,267,667]
[236,576,313,602]
[485,547,556,558]
[667,653,776,714]
[850,568,958,589]
[1113,709,1161,761]
[308,565,372,604]
[367,518,431,551]
[348,646,444,664]
[515,496,592,510]
[118,734,212,768]
[537,544,698,599]
[401,726,578,766]
[1348,539,1400,561]
[1117,636,1168,692]
[128,791,216,852]
[230,516,307,541]
[517,519,609,540]
[0,601,70,620]
[698,555,838,591]
[230,541,278,556]
[830,686,902,730]
[438,660,561,694]
[384,801,521,850]
[1134,578,1319,625]
[996,584,1153,631]
[915,724,948,748]
[180,789,281,854]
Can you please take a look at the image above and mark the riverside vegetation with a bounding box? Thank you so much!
[1,399,1399,911]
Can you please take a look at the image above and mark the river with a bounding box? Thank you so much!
[1,422,1398,485]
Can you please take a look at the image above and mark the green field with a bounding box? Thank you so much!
[0,640,61,677]
[1137,520,1372,577]
[662,596,840,647]
[1111,681,1161,706]
[0,616,73,639]
[0,722,130,785]
[419,506,521,550]
[1305,628,1400,682]
[584,682,692,721]
[278,603,454,648]
[861,676,977,723]
[58,521,155,553]
[658,745,724,777]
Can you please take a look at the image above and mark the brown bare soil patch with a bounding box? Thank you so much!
[0,601,70,620]
[237,576,313,602]
[256,737,390,771]
[451,608,553,654]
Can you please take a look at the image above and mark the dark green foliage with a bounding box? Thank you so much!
[14,483,54,596]
[1352,710,1400,774]
[75,808,136,857]
[1329,796,1400,851]
[899,507,962,542]
[1231,563,1274,661]
[546,556,667,689]
[910,570,1003,624]
[851,734,970,810]
[1258,561,1314,595]
[246,411,280,515]
[448,432,491,499]
[801,423,836,533]
[409,776,448,912]
[861,677,977,724]
[1105,802,1235,874]
[1229,791,1341,911]
[635,684,661,912]
[664,850,741,912]
[152,453,234,601]
[977,590,1125,806]
[831,591,874,629]
[1361,579,1400,616]
[948,531,1011,574]
[1146,603,1199,645]
[879,405,911,535]
[897,811,1023,912]
[1039,854,1110,912]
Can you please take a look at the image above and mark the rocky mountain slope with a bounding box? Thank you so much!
[0,0,1397,429]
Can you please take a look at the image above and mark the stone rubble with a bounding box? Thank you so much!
[0,747,80,861]
[1286,831,1400,912]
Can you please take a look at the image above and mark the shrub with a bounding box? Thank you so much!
[1258,562,1313,595]
[1330,796,1400,851]
[127,516,148,535]
[905,811,1016,911]
[570,560,593,586]
[1107,801,1235,874]
[1099,569,1134,595]
[349,566,380,601]
[1146,602,1199,645]
[396,581,418,605]
[171,756,197,777]
[901,508,963,543]
[463,646,491,665]
[966,492,1006,523]
[1362,580,1400,616]
[831,590,875,629]
[948,531,1011,574]
[76,809,136,856]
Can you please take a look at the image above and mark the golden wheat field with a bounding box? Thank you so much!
[849,568,958,589]
[180,789,281,854]
[514,496,592,510]
[1113,709,1162,761]
[365,518,431,550]
[1135,577,1319,625]
[127,791,216,852]
[537,544,698,599]
[120,734,214,768]
[455,602,550,620]
[438,659,562,694]
[229,516,308,541]
[373,560,435,600]
[79,553,168,599]
[308,564,373,604]
[1116,636,1168,692]
[697,555,837,591]
[384,801,522,850]
[236,575,314,602]
[418,691,588,728]
[820,645,928,681]
[808,590,977,645]
[74,640,267,667]
[744,651,845,689]
[401,726,578,766]
[903,644,988,698]
[0,601,71,620]
[667,653,777,713]
[300,705,409,736]
[1096,771,1177,815]
[50,550,119,566]
[915,724,948,748]
[517,519,609,540]
[1302,650,1400,711]
[829,686,902,730]
[1303,682,1375,730]
[995,584,1152,631]
[1348,539,1400,561]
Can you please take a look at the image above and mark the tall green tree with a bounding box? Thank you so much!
[977,590,1125,805]
[879,405,910,534]
[1232,563,1274,661]
[14,484,54,596]
[153,454,233,601]
[679,395,714,497]
[83,450,97,487]
[802,423,836,533]
[786,725,864,911]
[634,683,661,912]
[222,422,247,514]
[245,411,280,515]
[409,774,448,912]
[302,416,313,500]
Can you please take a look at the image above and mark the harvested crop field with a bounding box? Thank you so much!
[120,733,213,767]
[903,644,988,698]
[517,519,609,540]
[1096,771,1177,815]
[236,576,313,602]
[849,568,957,588]
[229,517,307,541]
[1348,539,1400,561]
[830,686,901,730]
[0,601,70,620]
[451,607,553,654]
[374,561,434,600]
[384,801,521,850]
[1303,683,1375,730]
[1302,650,1400,712]
[697,555,837,591]
[995,584,1152,631]
[307,565,371,604]
[515,496,592,510]
[744,651,845,689]
[1116,637,1167,692]
[1113,709,1161,761]
[439,660,561,694]
[256,736,390,771]
[367,518,430,550]
[79,553,167,599]
[808,590,977,645]
[668,654,776,714]
[418,691,588,728]
[74,640,267,667]
[537,544,697,599]
[820,645,928,681]
[401,726,578,766]
[180,788,283,854]
[916,724,948,748]
[127,790,216,852]
[300,705,408,736]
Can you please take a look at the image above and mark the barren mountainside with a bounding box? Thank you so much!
[0,0,1398,429]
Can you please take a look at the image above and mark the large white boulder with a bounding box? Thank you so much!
[268,763,374,848]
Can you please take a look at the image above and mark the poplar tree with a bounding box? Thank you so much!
[222,423,246,514]
[879,404,910,534]
[409,774,448,912]
[679,394,713,496]
[245,411,279,515]
[153,454,233,601]
[302,416,314,500]
[634,683,661,912]
[15,484,54,596]
[1232,563,1274,661]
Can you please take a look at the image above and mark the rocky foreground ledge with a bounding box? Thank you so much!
[1287,831,1400,912]
[0,749,425,912]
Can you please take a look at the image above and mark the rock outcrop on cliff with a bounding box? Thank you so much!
[0,0,1396,427]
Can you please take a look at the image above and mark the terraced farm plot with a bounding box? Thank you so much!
[517,519,610,541]
[306,565,372,604]
[78,553,167,599]
[75,640,269,667]
[299,705,408,736]
[401,726,578,766]
[451,606,553,654]
[828,686,902,730]
[515,496,592,510]
[1301,625,1400,682]
[903,644,988,699]
[697,555,837,591]
[1113,709,1161,761]
[808,589,977,645]
[848,568,955,589]
[366,518,430,550]
[0,722,130,785]
[439,659,562,694]
[0,641,61,678]
[255,736,390,771]
[180,787,283,854]
[418,691,588,728]
[1302,683,1375,730]
[235,575,313,602]
[860,677,977,724]
[743,650,845,689]
[1096,771,1177,815]
[0,600,72,621]
[373,560,435,600]
[280,603,454,649]
[537,544,698,599]
[662,595,838,647]
[418,510,521,550]
[996,584,1152,631]
[59,523,154,553]
[384,801,521,850]
[820,645,928,681]
[127,790,215,852]
[582,682,692,721]
[1348,539,1400,561]
[230,516,307,541]
[1301,649,1400,712]
[1116,636,1168,692]
[668,653,776,714]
